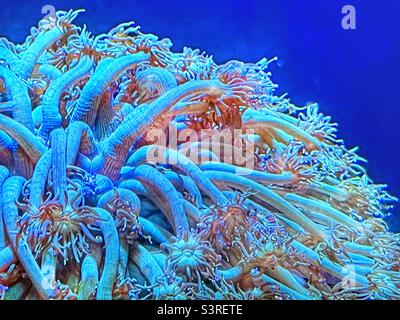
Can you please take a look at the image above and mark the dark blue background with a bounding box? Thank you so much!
[1,0,399,230]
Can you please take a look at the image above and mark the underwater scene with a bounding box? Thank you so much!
[0,0,399,300]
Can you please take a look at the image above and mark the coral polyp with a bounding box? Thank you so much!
[0,9,398,300]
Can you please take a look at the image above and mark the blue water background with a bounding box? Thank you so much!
[1,0,399,230]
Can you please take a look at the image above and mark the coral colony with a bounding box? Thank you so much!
[0,9,399,300]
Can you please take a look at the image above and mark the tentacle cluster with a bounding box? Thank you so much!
[0,9,398,300]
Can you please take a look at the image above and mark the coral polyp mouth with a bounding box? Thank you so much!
[0,9,398,301]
